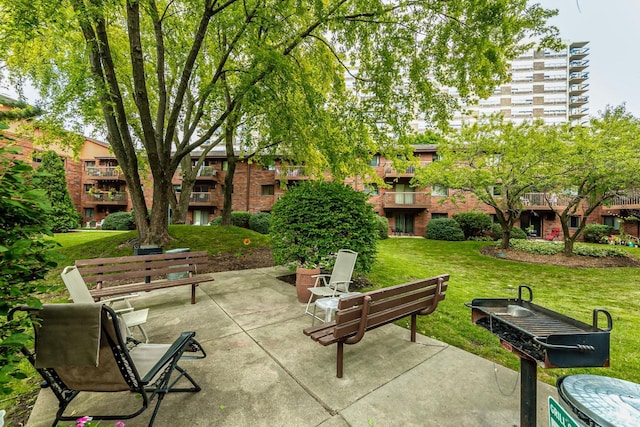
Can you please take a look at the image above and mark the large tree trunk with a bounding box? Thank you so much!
[171,157,196,224]
[220,107,238,226]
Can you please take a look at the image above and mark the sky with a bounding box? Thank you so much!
[2,1,640,120]
[536,0,640,117]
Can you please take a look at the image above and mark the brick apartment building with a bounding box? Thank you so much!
[3,124,638,240]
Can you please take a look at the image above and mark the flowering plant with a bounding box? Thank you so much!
[59,417,125,427]
[236,238,253,259]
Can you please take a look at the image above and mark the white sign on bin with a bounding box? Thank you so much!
[549,396,579,427]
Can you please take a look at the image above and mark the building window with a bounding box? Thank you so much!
[363,184,379,196]
[569,216,580,228]
[431,213,448,220]
[603,216,621,230]
[84,184,94,193]
[432,154,442,162]
[84,208,94,219]
[222,161,229,171]
[369,155,380,167]
[173,185,182,193]
[261,185,275,196]
[431,185,448,196]
[491,186,502,196]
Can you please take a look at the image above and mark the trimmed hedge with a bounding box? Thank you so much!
[453,211,492,239]
[491,223,527,240]
[375,215,389,239]
[270,181,378,272]
[426,218,465,241]
[583,224,613,243]
[231,211,251,229]
[101,211,135,230]
[249,212,271,234]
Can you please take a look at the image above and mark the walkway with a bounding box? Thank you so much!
[26,266,557,426]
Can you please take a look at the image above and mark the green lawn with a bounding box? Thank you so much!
[368,238,640,386]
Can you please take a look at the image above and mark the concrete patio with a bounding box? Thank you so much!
[26,266,557,426]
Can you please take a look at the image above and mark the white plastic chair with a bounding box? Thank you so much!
[304,249,358,323]
[61,265,150,343]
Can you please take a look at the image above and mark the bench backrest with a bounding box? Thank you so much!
[333,274,449,340]
[76,251,209,285]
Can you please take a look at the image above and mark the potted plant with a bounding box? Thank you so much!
[295,261,322,303]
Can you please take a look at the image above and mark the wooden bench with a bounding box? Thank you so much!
[303,274,449,378]
[75,251,211,304]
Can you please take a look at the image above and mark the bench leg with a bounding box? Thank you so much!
[410,314,417,342]
[191,285,196,304]
[337,342,344,378]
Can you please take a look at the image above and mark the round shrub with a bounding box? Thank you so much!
[270,181,378,272]
[375,215,389,239]
[101,211,135,230]
[249,212,271,234]
[230,211,251,229]
[491,223,527,240]
[583,224,613,243]
[210,216,222,225]
[453,211,492,239]
[426,218,465,241]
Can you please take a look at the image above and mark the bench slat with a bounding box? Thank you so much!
[89,276,212,298]
[76,251,209,265]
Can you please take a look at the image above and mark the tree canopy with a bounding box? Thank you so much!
[0,0,559,245]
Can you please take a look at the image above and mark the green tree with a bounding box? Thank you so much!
[270,181,378,273]
[415,117,564,248]
[0,0,559,245]
[0,146,58,394]
[39,150,81,232]
[544,106,640,255]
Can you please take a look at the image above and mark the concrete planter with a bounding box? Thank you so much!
[295,267,321,303]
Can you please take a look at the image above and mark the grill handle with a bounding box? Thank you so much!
[532,336,595,352]
[593,308,613,331]
[517,285,533,302]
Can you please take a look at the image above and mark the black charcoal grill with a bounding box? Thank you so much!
[466,285,612,427]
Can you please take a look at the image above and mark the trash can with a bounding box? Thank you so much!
[165,248,190,280]
[135,245,162,283]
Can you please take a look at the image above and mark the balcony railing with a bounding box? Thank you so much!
[519,192,571,207]
[610,193,640,208]
[85,190,128,203]
[197,167,217,178]
[383,161,430,177]
[86,166,124,179]
[382,192,429,209]
[276,166,308,179]
[189,192,213,203]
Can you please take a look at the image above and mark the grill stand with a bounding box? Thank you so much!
[520,357,536,427]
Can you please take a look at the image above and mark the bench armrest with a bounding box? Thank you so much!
[345,295,371,345]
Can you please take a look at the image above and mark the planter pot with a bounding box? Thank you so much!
[295,267,321,303]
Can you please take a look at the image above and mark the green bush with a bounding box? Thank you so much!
[39,150,81,232]
[102,211,135,230]
[583,224,613,243]
[0,146,58,394]
[210,216,222,225]
[375,215,389,239]
[231,211,251,229]
[270,181,378,272]
[491,223,527,240]
[426,218,465,241]
[453,211,492,239]
[508,239,626,257]
[249,212,271,234]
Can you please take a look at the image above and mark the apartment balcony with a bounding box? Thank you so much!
[188,191,216,206]
[195,166,217,180]
[569,84,589,94]
[383,161,430,178]
[276,166,309,180]
[609,193,640,209]
[86,166,125,181]
[569,47,589,60]
[569,60,589,71]
[569,72,589,83]
[569,107,589,118]
[569,96,589,106]
[382,192,429,210]
[83,190,128,206]
[519,192,570,209]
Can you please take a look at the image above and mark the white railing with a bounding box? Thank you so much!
[86,166,122,177]
[610,193,640,206]
[520,192,571,207]
[383,161,431,175]
[189,192,212,203]
[276,165,308,178]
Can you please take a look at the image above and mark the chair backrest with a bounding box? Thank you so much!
[328,249,358,287]
[61,265,95,304]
